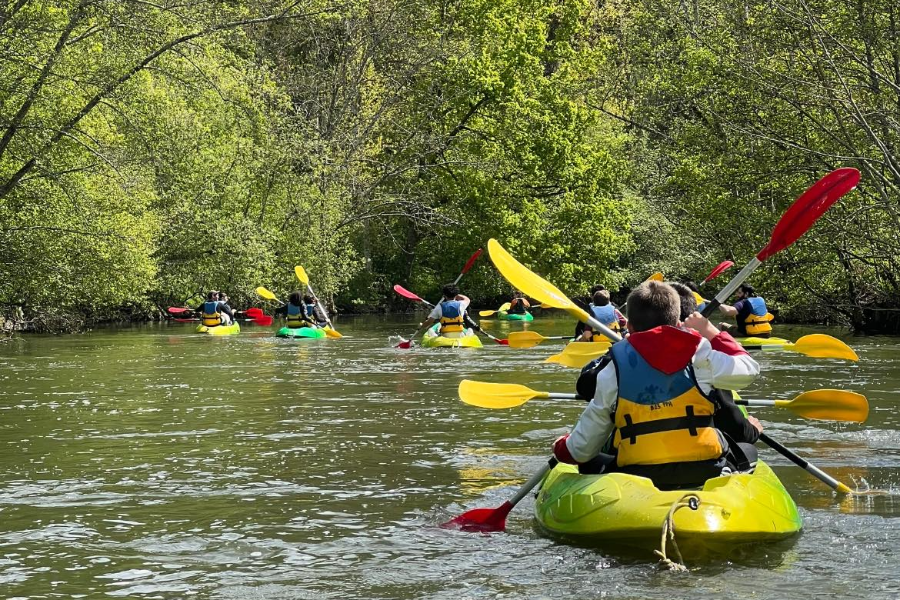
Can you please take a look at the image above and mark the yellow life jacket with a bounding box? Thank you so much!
[740,297,774,335]
[201,301,221,327]
[610,341,725,467]
[438,300,465,333]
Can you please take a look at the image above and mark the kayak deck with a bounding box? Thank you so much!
[498,311,533,321]
[276,326,327,339]
[195,323,241,336]
[534,460,801,555]
[422,325,483,348]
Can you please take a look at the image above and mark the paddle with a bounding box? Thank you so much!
[167,307,193,315]
[448,170,860,531]
[545,342,612,369]
[394,284,433,307]
[458,380,869,421]
[295,266,343,339]
[396,248,483,348]
[478,302,512,317]
[507,331,574,349]
[741,334,858,361]
[702,261,734,284]
[758,433,852,494]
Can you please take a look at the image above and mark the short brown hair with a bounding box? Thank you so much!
[625,281,679,331]
[592,289,610,306]
[668,282,698,321]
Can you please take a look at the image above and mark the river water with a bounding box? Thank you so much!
[0,316,898,599]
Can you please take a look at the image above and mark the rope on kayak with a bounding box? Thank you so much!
[654,493,701,572]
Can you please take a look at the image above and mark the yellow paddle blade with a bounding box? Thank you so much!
[507,331,548,348]
[647,272,664,282]
[479,310,498,317]
[294,266,309,286]
[487,239,589,323]
[458,379,546,409]
[790,334,859,361]
[776,389,868,422]
[324,326,343,339]
[545,342,611,369]
[256,286,278,301]
[499,302,511,311]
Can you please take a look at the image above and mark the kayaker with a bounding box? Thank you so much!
[275,292,317,328]
[217,292,234,325]
[574,285,612,339]
[717,283,774,338]
[507,291,531,315]
[555,281,763,490]
[407,284,471,340]
[303,295,329,327]
[578,289,626,341]
[683,281,709,313]
[195,291,235,327]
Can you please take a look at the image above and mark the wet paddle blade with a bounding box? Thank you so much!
[790,334,859,361]
[702,261,734,284]
[479,310,498,317]
[507,331,548,348]
[781,390,869,422]
[441,501,512,533]
[167,307,191,314]
[324,327,343,339]
[757,168,860,261]
[256,286,278,302]
[245,308,264,318]
[394,284,425,303]
[252,316,274,326]
[459,379,544,409]
[395,338,413,349]
[545,342,611,369]
[294,266,310,286]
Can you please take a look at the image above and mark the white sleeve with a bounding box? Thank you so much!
[692,337,760,393]
[428,305,442,320]
[565,363,618,463]
[458,298,470,312]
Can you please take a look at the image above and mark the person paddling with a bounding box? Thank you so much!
[577,289,626,341]
[275,292,318,328]
[554,281,762,490]
[303,294,328,327]
[195,291,235,327]
[716,283,774,338]
[507,291,531,316]
[407,284,473,341]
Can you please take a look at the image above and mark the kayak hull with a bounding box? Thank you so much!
[737,336,790,346]
[195,323,241,336]
[422,326,483,348]
[498,311,533,322]
[276,326,326,339]
[534,460,801,555]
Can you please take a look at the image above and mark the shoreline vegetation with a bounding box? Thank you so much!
[3,1,900,335]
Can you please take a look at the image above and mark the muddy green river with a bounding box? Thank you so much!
[0,316,898,599]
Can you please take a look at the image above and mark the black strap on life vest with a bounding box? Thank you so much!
[619,406,714,445]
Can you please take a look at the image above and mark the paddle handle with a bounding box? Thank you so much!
[737,399,776,407]
[700,257,762,318]
[759,433,852,494]
[508,458,558,507]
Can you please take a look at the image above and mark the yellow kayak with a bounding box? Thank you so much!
[737,336,790,346]
[421,325,483,348]
[534,460,801,556]
[195,323,241,336]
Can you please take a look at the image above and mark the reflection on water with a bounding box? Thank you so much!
[0,319,898,598]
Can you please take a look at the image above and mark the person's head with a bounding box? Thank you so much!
[303,294,315,304]
[668,282,698,321]
[737,283,756,299]
[590,284,606,295]
[219,293,229,304]
[207,291,218,301]
[683,281,700,293]
[289,291,302,306]
[625,281,680,332]
[442,283,459,300]
[592,289,611,306]
[513,290,523,299]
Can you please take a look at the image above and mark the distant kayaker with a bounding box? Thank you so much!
[275,292,317,328]
[682,281,708,313]
[217,292,234,325]
[407,284,471,340]
[578,289,626,341]
[195,291,235,327]
[303,294,328,327]
[507,291,531,315]
[555,280,763,490]
[717,283,774,338]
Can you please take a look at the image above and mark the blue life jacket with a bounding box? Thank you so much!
[201,301,221,327]
[286,302,308,328]
[439,300,465,333]
[589,304,621,335]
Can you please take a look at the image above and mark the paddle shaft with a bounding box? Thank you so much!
[759,433,852,493]
[700,257,762,318]
[508,459,558,506]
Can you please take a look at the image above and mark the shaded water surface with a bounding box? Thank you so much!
[0,317,898,598]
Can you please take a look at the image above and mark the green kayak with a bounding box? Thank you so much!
[498,311,533,322]
[276,326,326,339]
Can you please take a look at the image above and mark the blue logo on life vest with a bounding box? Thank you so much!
[612,342,695,405]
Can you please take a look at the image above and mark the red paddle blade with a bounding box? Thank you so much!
[396,339,413,349]
[174,318,197,323]
[393,284,425,303]
[168,307,191,314]
[461,248,484,275]
[702,260,734,283]
[496,338,509,346]
[245,307,264,318]
[757,168,859,261]
[252,316,273,326]
[441,501,512,533]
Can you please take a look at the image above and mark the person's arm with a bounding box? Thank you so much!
[463,313,482,332]
[554,365,617,464]
[273,304,287,317]
[684,313,760,391]
[712,389,762,443]
[218,303,234,318]
[522,298,531,309]
[409,306,441,339]
[614,309,627,329]
[718,302,738,317]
